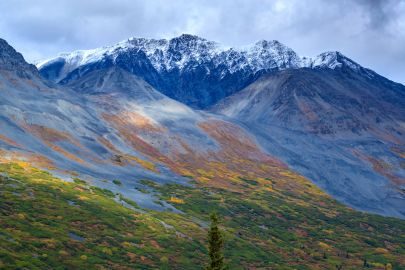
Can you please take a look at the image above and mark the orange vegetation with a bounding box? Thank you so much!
[0,134,22,148]
[103,111,330,207]
[103,113,177,169]
[353,149,405,186]
[0,149,55,170]
[21,123,104,165]
[391,147,405,159]
[98,136,158,172]
[124,111,165,132]
[104,112,328,198]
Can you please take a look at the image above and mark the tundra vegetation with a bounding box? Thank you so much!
[0,162,404,269]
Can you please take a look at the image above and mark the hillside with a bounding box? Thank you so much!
[212,68,405,217]
[0,36,405,269]
[1,162,404,269]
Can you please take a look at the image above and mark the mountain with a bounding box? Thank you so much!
[1,37,405,269]
[37,35,380,110]
[213,65,405,137]
[37,34,353,109]
[213,66,405,217]
[0,38,193,209]
[0,38,39,78]
[37,34,405,216]
[2,37,335,212]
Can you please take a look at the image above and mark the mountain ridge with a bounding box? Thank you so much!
[0,38,39,78]
[37,34,377,108]
[36,34,370,76]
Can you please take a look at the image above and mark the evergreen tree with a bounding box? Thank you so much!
[206,212,226,270]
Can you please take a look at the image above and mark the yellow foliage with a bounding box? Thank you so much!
[160,256,169,264]
[197,176,211,183]
[77,195,89,201]
[121,241,132,249]
[178,168,193,178]
[371,262,385,268]
[375,247,389,254]
[318,242,332,250]
[16,161,30,169]
[169,196,184,204]
[102,247,113,255]
[126,155,157,172]
[80,255,88,260]
[58,250,69,256]
[42,239,57,248]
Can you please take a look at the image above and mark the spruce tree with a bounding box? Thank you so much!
[206,212,226,270]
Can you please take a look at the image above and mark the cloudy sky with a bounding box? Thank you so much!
[0,0,404,83]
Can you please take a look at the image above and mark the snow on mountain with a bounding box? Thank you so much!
[302,51,376,78]
[37,34,369,82]
[37,34,377,109]
[36,34,304,81]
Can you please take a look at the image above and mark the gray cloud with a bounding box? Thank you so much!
[355,0,400,29]
[0,0,404,83]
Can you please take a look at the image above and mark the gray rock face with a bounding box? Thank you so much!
[64,67,166,101]
[0,63,197,210]
[214,68,405,218]
[0,38,38,78]
[214,68,405,138]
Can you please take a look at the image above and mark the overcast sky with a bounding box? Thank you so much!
[0,0,404,83]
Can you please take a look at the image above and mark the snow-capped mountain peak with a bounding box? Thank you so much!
[36,35,303,79]
[36,35,374,108]
[301,51,375,78]
[244,39,302,70]
[37,35,370,81]
[305,51,356,69]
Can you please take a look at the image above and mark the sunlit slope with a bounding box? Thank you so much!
[1,162,404,269]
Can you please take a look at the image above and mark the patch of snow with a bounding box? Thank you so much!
[300,51,364,72]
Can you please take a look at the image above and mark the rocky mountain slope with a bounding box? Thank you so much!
[37,34,371,109]
[213,67,405,217]
[36,35,405,218]
[213,67,405,137]
[1,37,405,269]
[0,37,200,209]
[0,36,335,211]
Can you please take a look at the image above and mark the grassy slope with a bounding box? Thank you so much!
[0,162,404,269]
[0,162,205,270]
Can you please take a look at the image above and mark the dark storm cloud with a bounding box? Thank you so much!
[0,0,404,83]
[355,0,400,29]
